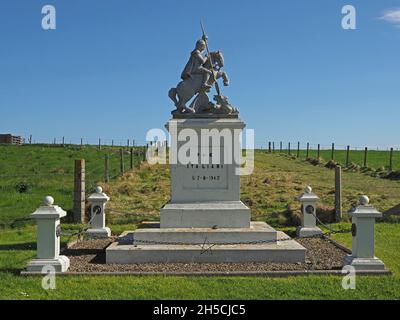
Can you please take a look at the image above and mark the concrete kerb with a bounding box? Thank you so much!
[20,269,391,277]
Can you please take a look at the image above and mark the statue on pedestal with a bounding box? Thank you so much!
[168,22,238,116]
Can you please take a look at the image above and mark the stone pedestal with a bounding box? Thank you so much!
[86,186,111,238]
[161,118,250,228]
[296,186,323,237]
[160,202,250,229]
[27,196,70,272]
[106,116,306,264]
[343,196,385,271]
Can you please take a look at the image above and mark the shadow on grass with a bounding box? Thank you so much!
[64,248,103,256]
[383,204,400,216]
[0,268,23,275]
[0,242,36,251]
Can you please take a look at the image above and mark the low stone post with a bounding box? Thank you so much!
[343,196,385,270]
[296,186,323,237]
[86,186,111,238]
[27,196,70,272]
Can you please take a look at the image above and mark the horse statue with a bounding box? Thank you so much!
[169,51,230,114]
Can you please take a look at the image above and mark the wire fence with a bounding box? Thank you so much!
[1,134,150,148]
[266,141,400,172]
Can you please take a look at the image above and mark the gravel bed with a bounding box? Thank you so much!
[64,237,348,273]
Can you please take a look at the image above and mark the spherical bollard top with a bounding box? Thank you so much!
[95,186,103,194]
[360,195,370,205]
[304,186,312,194]
[44,196,54,206]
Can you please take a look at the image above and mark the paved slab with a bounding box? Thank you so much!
[106,231,306,264]
[124,221,277,245]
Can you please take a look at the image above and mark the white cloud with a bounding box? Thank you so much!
[380,8,400,25]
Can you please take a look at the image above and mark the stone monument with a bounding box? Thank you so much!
[106,25,306,264]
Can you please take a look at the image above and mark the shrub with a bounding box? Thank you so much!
[346,162,361,171]
[324,160,339,169]
[385,170,400,180]
[15,182,29,193]
[316,205,337,224]
[306,157,323,166]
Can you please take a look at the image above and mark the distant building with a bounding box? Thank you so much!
[0,134,24,145]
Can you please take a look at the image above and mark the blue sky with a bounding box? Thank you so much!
[0,0,399,148]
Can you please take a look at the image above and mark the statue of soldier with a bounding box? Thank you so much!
[168,24,237,115]
[180,35,213,90]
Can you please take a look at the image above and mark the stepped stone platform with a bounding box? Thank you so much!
[127,221,276,244]
[106,224,306,264]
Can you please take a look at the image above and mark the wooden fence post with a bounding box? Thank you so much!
[272,142,275,153]
[130,148,134,170]
[389,148,394,171]
[29,135,32,144]
[62,137,65,147]
[331,143,335,160]
[297,142,300,158]
[279,141,282,153]
[306,142,310,158]
[288,142,291,155]
[335,165,342,221]
[73,159,85,223]
[120,149,124,175]
[317,144,320,158]
[364,147,368,167]
[104,154,109,183]
[346,145,350,166]
[98,138,101,150]
[268,141,271,153]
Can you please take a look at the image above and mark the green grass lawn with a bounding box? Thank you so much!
[0,149,399,299]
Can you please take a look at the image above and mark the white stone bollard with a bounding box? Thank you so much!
[296,186,323,237]
[343,195,385,270]
[86,186,111,238]
[27,196,70,272]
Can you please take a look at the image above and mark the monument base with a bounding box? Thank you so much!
[26,256,70,272]
[343,256,386,271]
[131,221,276,244]
[296,226,323,238]
[160,201,251,229]
[86,227,111,239]
[106,225,306,264]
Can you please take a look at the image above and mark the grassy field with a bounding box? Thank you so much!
[0,144,143,225]
[0,148,399,299]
